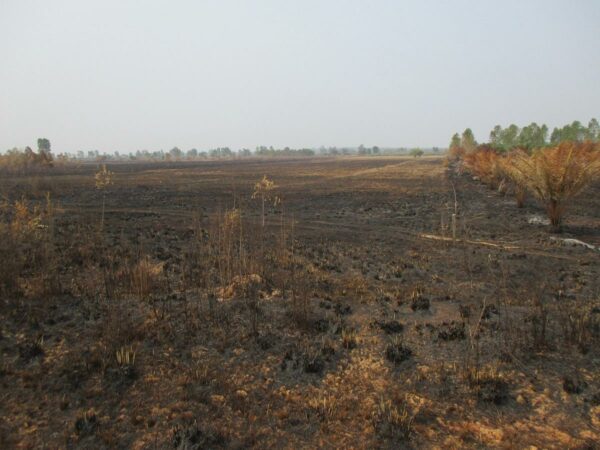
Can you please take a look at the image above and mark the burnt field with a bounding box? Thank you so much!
[1,156,599,449]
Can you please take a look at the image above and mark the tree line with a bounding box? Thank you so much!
[450,119,600,152]
[0,138,54,172]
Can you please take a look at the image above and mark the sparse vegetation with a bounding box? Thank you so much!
[1,154,598,448]
[94,164,114,231]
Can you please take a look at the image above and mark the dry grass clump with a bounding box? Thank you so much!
[0,195,57,295]
[465,365,510,405]
[130,257,164,301]
[559,301,600,354]
[372,394,414,441]
[385,336,413,364]
[341,327,358,349]
[504,142,600,230]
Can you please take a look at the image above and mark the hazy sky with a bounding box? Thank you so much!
[1,0,599,153]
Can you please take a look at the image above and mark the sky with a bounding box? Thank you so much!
[1,0,599,153]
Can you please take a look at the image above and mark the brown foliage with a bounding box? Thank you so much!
[0,147,53,174]
[498,150,530,208]
[447,145,465,162]
[462,146,505,189]
[505,141,600,230]
[0,196,56,294]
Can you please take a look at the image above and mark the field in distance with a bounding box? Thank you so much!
[1,155,599,448]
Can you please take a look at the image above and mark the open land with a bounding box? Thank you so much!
[1,156,599,449]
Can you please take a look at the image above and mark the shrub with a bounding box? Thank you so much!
[130,257,164,301]
[499,151,529,207]
[409,148,424,158]
[462,146,505,189]
[447,145,465,162]
[372,395,414,441]
[0,196,55,294]
[385,337,412,364]
[506,142,600,231]
[0,147,53,174]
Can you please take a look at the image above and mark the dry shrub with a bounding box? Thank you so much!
[462,146,505,189]
[0,223,22,293]
[344,272,368,301]
[465,365,509,405]
[499,151,529,208]
[0,147,53,174]
[0,196,56,295]
[130,257,164,301]
[372,394,414,441]
[215,207,243,284]
[447,145,465,162]
[308,394,338,422]
[218,273,262,300]
[558,301,600,354]
[506,141,600,230]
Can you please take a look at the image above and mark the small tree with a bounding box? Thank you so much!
[95,165,114,231]
[36,138,53,165]
[463,146,504,189]
[449,133,461,150]
[409,148,424,158]
[499,151,528,207]
[507,142,600,231]
[252,175,278,227]
[461,128,478,153]
[448,133,464,161]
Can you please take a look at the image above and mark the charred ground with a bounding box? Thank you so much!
[1,156,599,448]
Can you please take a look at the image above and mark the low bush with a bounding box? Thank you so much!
[462,146,505,189]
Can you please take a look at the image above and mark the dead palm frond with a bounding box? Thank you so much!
[506,142,600,231]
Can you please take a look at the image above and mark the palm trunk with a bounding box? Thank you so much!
[101,193,106,231]
[548,199,562,232]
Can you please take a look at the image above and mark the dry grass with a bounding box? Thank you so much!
[0,156,598,448]
[0,147,53,174]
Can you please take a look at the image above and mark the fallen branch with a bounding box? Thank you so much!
[418,233,519,250]
[419,233,583,261]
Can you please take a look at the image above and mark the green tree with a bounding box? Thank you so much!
[409,148,424,158]
[169,147,183,159]
[552,121,587,143]
[503,124,520,149]
[461,128,477,152]
[517,123,547,150]
[36,138,53,163]
[37,138,51,153]
[489,125,503,148]
[449,133,461,149]
[587,118,599,141]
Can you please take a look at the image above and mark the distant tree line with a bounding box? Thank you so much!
[2,140,443,167]
[450,118,599,152]
[0,138,55,173]
[254,146,315,157]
